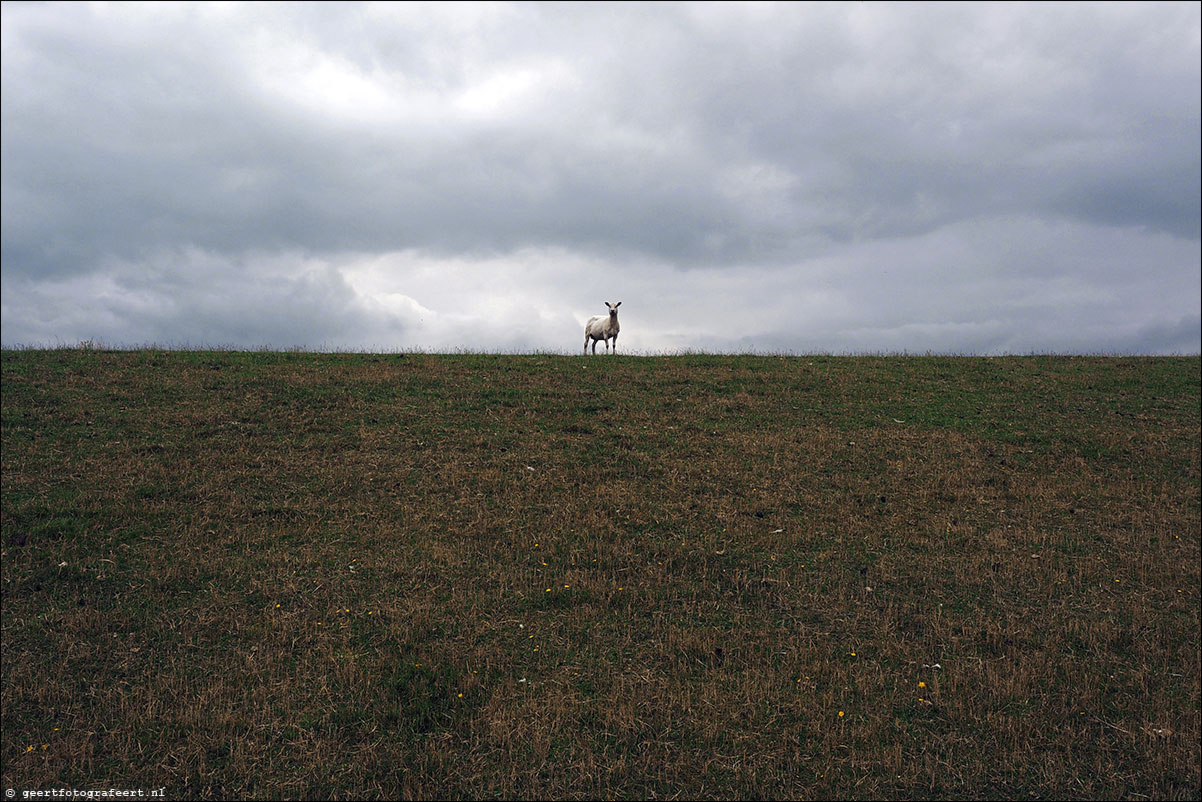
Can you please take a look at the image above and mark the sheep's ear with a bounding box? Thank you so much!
[614,301,621,308]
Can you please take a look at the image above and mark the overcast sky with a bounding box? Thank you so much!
[2,1,1199,354]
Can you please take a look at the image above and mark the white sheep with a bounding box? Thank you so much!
[583,301,621,354]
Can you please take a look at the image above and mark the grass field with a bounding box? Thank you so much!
[2,349,1199,800]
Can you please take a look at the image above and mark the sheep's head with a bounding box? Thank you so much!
[605,301,622,317]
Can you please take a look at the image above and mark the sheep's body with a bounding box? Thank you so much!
[584,301,621,354]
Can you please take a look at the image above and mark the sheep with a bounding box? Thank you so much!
[583,301,621,354]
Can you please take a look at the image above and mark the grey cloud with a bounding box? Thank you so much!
[2,2,1198,353]
[1,249,404,349]
[675,3,1202,242]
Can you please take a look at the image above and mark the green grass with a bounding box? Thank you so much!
[2,350,1199,800]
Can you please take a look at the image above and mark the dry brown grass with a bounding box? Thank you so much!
[2,350,1198,799]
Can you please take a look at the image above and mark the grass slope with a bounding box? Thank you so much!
[2,351,1199,800]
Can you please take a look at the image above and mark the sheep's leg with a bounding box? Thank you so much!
[611,333,618,354]
[584,335,590,355]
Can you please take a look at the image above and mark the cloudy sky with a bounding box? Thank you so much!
[2,1,1199,354]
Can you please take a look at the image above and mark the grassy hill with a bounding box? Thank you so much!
[2,350,1199,799]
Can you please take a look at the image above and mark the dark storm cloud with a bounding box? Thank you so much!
[1,2,1198,352]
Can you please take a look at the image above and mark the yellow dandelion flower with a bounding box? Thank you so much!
[918,681,926,688]
[457,693,463,698]
[838,711,845,718]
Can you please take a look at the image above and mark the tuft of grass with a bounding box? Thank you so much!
[2,350,1199,800]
